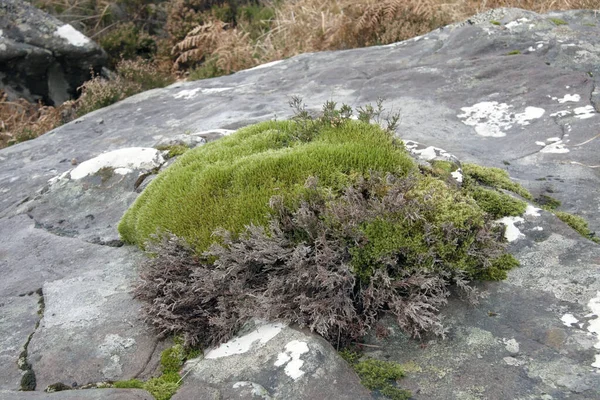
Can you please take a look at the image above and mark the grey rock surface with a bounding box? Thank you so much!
[0,6,599,400]
[0,388,153,399]
[0,0,106,105]
[173,321,373,400]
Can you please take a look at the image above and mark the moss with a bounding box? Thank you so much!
[160,344,185,374]
[353,359,411,400]
[46,382,71,392]
[156,144,190,159]
[20,370,36,391]
[536,194,561,210]
[350,178,490,281]
[490,20,501,25]
[111,343,187,400]
[144,378,180,400]
[506,50,521,55]
[476,253,520,281]
[113,379,145,389]
[462,163,532,200]
[549,18,567,26]
[469,187,527,219]
[429,160,458,180]
[555,211,599,243]
[119,119,416,252]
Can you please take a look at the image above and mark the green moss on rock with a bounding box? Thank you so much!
[113,379,145,389]
[156,144,190,159]
[462,163,532,200]
[536,194,561,210]
[555,211,599,243]
[20,370,36,391]
[353,358,411,400]
[119,119,416,251]
[469,187,527,219]
[111,343,188,400]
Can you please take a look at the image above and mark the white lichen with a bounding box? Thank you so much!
[525,205,541,217]
[457,102,545,137]
[561,313,579,327]
[497,216,525,242]
[573,105,596,119]
[69,148,164,180]
[557,94,581,103]
[54,24,90,47]
[273,340,310,380]
[205,322,285,359]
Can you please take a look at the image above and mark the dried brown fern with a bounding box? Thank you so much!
[173,18,259,73]
[0,91,75,148]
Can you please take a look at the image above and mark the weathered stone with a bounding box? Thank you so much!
[0,0,106,105]
[0,388,153,399]
[0,293,40,390]
[173,321,373,400]
[0,7,598,399]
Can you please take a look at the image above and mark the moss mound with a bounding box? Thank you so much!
[119,118,415,251]
[120,101,534,348]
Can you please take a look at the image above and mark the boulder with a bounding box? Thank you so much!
[0,0,107,106]
[0,6,599,400]
[172,321,373,400]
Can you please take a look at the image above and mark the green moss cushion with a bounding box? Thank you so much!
[119,120,416,251]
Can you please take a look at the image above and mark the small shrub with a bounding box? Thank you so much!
[76,75,141,116]
[116,59,175,91]
[98,23,158,66]
[506,50,521,55]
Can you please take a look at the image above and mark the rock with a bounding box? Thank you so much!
[172,321,373,400]
[0,6,599,400]
[0,0,107,105]
[0,388,153,399]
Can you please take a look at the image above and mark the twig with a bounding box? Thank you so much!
[570,161,600,168]
[574,133,600,146]
[351,342,382,348]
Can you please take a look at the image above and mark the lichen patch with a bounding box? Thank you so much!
[54,24,90,47]
[573,105,596,119]
[457,102,545,137]
[273,340,310,380]
[556,94,581,103]
[560,313,579,327]
[204,322,285,359]
[69,148,164,180]
[173,87,233,99]
[539,140,569,153]
[525,205,541,216]
[497,216,525,241]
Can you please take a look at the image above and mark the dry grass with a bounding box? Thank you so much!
[0,92,76,148]
[8,0,598,148]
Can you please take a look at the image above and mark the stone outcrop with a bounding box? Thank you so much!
[0,0,106,106]
[0,7,599,400]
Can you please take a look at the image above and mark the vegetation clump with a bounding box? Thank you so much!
[341,350,410,400]
[120,100,525,349]
[112,343,190,400]
[555,211,599,243]
[462,163,533,200]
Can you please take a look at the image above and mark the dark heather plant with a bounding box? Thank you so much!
[135,171,511,348]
